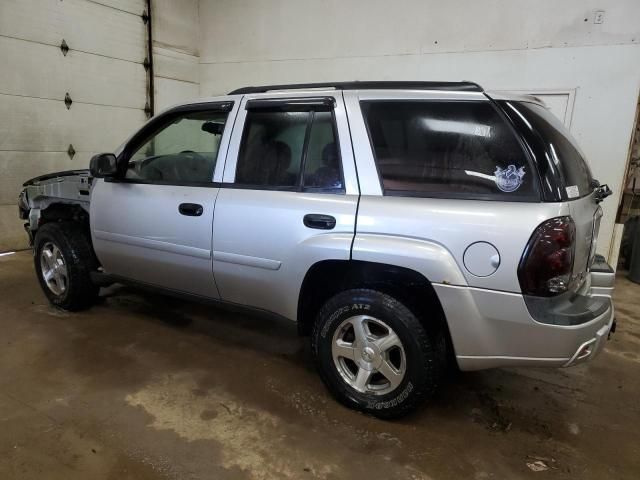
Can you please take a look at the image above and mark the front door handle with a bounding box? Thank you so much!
[303,214,336,230]
[179,203,203,216]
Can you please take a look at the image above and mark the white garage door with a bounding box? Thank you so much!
[0,0,149,250]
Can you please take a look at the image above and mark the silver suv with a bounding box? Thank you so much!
[18,81,616,418]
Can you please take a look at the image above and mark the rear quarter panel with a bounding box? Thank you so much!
[344,89,572,292]
[353,196,567,291]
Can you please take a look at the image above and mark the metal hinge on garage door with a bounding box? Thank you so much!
[142,0,154,118]
[57,2,154,159]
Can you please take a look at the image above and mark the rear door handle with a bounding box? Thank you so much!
[303,214,336,230]
[178,203,203,216]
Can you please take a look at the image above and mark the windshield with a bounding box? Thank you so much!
[502,101,593,201]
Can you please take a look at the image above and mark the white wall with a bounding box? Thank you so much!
[198,0,640,259]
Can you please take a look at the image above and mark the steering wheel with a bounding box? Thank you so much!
[174,151,208,181]
[136,155,164,180]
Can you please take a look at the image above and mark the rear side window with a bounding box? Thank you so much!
[236,111,307,188]
[303,111,342,189]
[235,109,343,191]
[361,100,537,200]
[505,102,593,200]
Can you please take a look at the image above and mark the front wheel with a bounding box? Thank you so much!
[34,222,99,311]
[311,289,446,419]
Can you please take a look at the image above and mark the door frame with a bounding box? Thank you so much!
[221,91,359,196]
[111,97,241,184]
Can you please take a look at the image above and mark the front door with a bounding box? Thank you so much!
[91,100,238,298]
[212,93,359,320]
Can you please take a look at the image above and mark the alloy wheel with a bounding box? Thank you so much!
[40,241,68,296]
[331,315,406,395]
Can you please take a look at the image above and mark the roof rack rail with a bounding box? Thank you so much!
[228,81,483,95]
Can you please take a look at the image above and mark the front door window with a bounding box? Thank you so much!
[126,111,229,184]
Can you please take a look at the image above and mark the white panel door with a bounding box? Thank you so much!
[491,90,574,127]
[532,92,573,127]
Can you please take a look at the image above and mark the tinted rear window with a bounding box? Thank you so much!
[361,101,537,200]
[235,109,343,191]
[503,101,593,200]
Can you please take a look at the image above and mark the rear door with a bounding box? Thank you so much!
[211,92,359,320]
[91,101,237,298]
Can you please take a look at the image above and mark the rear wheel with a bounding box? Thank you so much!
[34,222,99,311]
[312,289,445,419]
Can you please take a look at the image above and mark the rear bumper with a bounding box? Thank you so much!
[435,272,615,371]
[562,310,614,367]
[590,253,615,298]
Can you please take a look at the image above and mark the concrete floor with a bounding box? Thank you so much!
[0,251,639,480]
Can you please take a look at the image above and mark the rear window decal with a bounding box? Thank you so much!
[566,185,580,198]
[494,165,525,192]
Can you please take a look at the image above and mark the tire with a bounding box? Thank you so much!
[34,222,99,311]
[311,289,446,419]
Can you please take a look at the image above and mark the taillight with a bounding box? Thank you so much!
[518,216,576,297]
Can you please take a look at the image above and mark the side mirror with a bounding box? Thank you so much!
[90,153,118,178]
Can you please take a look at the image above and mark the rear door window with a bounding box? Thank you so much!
[236,110,308,188]
[361,100,538,200]
[303,111,343,190]
[235,106,344,191]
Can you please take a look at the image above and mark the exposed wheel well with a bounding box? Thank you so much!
[36,203,96,262]
[38,203,89,231]
[297,260,452,348]
[40,202,86,219]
